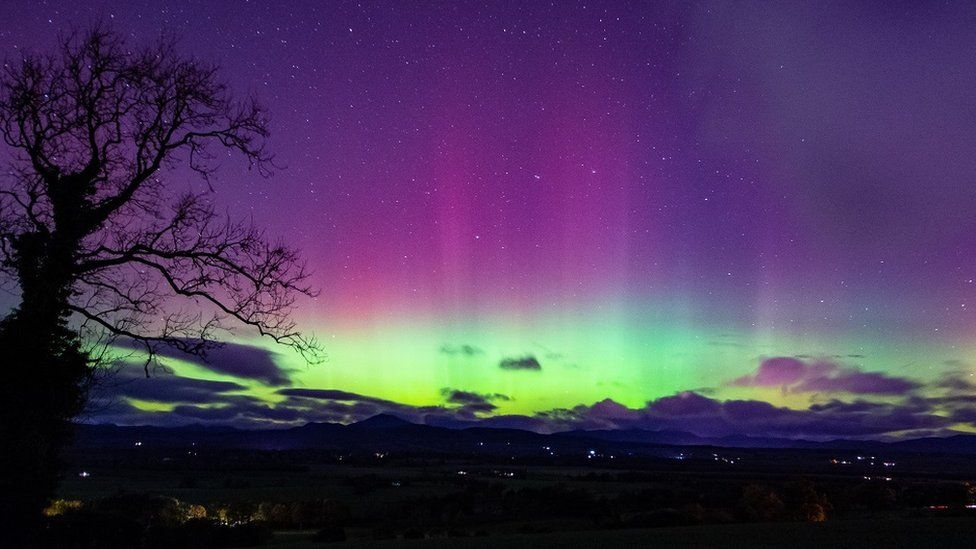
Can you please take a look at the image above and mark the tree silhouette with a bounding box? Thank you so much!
[0,27,320,542]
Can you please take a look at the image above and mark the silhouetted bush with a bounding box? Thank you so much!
[737,484,785,522]
[782,480,831,522]
[253,499,350,529]
[94,494,185,527]
[214,501,257,524]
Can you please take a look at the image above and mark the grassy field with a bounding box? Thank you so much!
[258,517,976,548]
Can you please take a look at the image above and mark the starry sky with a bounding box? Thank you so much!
[4,1,976,440]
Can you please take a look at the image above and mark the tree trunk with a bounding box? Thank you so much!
[0,229,90,545]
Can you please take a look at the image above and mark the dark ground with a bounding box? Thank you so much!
[48,440,976,547]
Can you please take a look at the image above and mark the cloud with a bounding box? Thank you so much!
[588,398,642,420]
[440,388,511,405]
[808,399,894,414]
[189,341,290,386]
[722,399,784,422]
[79,400,168,426]
[514,389,954,439]
[114,338,291,386]
[278,388,375,401]
[646,391,722,416]
[101,369,249,404]
[936,372,976,392]
[796,370,919,395]
[730,356,920,395]
[86,377,960,439]
[438,389,512,419]
[949,408,976,424]
[171,404,243,421]
[275,387,467,425]
[499,355,541,371]
[731,357,808,386]
[440,344,483,357]
[84,353,955,439]
[88,376,413,428]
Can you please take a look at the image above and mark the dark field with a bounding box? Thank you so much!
[264,519,976,548]
[51,443,976,547]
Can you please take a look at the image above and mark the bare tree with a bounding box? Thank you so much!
[0,27,321,541]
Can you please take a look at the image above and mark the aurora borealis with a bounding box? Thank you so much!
[4,1,976,439]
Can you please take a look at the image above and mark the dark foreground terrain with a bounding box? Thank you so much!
[269,519,976,548]
[44,418,976,547]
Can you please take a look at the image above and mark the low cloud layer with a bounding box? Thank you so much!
[85,354,976,440]
[730,357,920,395]
[87,374,973,440]
[92,367,249,405]
[527,390,964,439]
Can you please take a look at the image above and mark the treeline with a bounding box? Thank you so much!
[40,494,349,548]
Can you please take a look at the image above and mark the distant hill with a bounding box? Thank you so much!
[71,416,976,456]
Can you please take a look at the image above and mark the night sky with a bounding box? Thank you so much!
[4,1,976,440]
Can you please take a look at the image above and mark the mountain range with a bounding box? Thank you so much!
[71,414,976,456]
